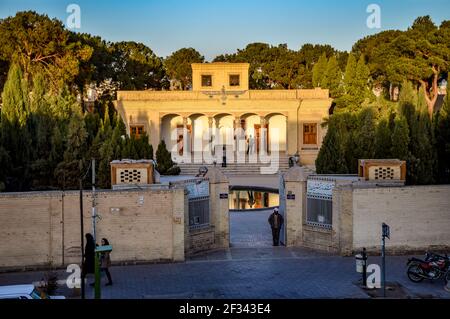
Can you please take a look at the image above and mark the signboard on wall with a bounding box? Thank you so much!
[306,179,335,200]
[185,180,209,199]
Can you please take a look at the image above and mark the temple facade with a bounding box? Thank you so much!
[114,63,332,172]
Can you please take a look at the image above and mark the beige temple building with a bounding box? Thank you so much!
[115,63,332,174]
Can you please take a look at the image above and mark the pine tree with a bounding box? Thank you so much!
[312,53,328,88]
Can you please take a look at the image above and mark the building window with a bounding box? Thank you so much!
[303,123,317,145]
[229,74,240,87]
[306,197,332,229]
[201,75,212,87]
[119,169,143,184]
[130,125,145,138]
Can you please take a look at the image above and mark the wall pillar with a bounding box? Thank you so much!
[172,188,186,262]
[333,185,354,256]
[206,166,229,248]
[283,166,310,246]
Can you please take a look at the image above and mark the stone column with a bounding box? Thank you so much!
[283,166,310,247]
[207,116,215,158]
[205,167,229,248]
[181,116,190,161]
[260,116,267,154]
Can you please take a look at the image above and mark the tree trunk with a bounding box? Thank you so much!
[419,71,439,118]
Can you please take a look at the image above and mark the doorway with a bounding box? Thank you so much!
[254,124,269,153]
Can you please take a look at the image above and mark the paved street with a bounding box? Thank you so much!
[230,210,273,248]
[0,247,449,299]
[0,209,448,299]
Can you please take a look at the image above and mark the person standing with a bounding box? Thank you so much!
[268,208,284,246]
[248,134,255,154]
[100,238,113,286]
[82,233,95,285]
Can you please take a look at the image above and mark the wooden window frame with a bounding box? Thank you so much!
[201,74,212,87]
[229,74,240,87]
[303,123,317,145]
[130,124,145,138]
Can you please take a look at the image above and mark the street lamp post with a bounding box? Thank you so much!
[79,161,85,300]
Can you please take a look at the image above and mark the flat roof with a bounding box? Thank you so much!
[0,284,34,295]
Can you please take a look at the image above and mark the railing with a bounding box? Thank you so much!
[117,88,329,101]
[306,197,332,230]
[188,195,210,229]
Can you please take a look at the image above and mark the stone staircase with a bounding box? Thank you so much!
[176,153,315,176]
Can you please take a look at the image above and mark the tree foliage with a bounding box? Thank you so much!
[164,48,204,90]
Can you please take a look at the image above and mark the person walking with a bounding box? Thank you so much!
[100,238,113,286]
[82,233,95,286]
[268,208,284,246]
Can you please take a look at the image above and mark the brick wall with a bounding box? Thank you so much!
[351,185,450,253]
[0,188,185,270]
[188,227,215,255]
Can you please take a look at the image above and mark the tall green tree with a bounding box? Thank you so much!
[0,11,92,91]
[322,55,343,98]
[312,53,328,88]
[164,48,204,90]
[434,79,450,183]
[315,120,348,174]
[374,117,393,159]
[55,113,88,189]
[390,115,410,160]
[1,64,32,190]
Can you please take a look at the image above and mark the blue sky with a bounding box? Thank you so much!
[0,0,449,60]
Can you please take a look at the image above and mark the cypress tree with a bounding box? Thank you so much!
[156,140,176,175]
[312,53,328,88]
[434,79,450,183]
[374,117,393,159]
[390,115,410,160]
[1,64,32,190]
[316,119,348,174]
[323,55,343,98]
[343,54,357,95]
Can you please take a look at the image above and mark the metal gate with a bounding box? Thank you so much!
[170,177,210,230]
[306,177,335,229]
[278,173,287,245]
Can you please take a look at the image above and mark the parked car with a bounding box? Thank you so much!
[0,284,65,299]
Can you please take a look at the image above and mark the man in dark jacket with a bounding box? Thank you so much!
[268,208,284,246]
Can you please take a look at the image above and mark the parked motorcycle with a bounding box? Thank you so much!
[407,252,450,283]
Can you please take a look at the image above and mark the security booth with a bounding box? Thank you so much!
[94,245,113,299]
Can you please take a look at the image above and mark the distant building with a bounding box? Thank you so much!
[114,63,332,170]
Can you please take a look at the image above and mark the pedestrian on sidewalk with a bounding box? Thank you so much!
[100,238,113,286]
[82,233,95,286]
[268,208,284,246]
